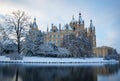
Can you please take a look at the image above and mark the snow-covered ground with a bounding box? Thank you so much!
[0,56,119,64]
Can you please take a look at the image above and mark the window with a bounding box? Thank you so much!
[49,35,52,38]
[53,35,56,38]
[58,40,61,44]
[58,35,60,38]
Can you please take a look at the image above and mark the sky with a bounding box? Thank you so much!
[0,0,120,53]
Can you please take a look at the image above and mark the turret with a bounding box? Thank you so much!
[51,24,53,28]
[47,25,49,32]
[70,15,77,28]
[77,12,84,31]
[78,13,84,24]
[30,17,38,30]
[90,19,94,28]
[59,24,61,31]
[50,24,53,32]
[50,24,58,32]
[88,19,96,47]
[89,19,96,34]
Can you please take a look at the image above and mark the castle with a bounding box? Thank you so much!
[45,13,96,48]
[29,13,117,57]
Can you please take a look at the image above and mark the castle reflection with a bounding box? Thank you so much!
[0,64,119,81]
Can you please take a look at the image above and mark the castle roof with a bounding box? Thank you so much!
[62,24,72,30]
[51,25,58,32]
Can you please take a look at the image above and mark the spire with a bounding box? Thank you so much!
[89,19,95,32]
[90,19,94,28]
[31,17,38,30]
[79,12,82,20]
[51,24,53,28]
[47,25,49,32]
[72,15,75,20]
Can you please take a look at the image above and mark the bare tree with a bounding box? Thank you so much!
[5,10,30,54]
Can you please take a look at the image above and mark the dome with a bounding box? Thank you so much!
[53,26,58,30]
[30,17,38,29]
[33,17,38,28]
[62,24,72,30]
[70,15,77,24]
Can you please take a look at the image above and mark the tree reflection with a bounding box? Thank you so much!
[0,64,119,81]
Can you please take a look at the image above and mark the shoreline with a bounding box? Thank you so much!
[0,56,119,64]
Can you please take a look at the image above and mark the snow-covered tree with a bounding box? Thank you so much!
[0,42,3,54]
[0,36,17,55]
[32,31,44,55]
[38,43,58,57]
[77,32,92,57]
[62,32,92,57]
[5,10,30,54]
[23,30,70,57]
[22,34,34,55]
[57,47,70,57]
[22,29,44,55]
[62,33,76,57]
[23,24,70,57]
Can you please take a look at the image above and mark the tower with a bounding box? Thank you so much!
[29,17,39,40]
[70,15,77,31]
[77,12,84,31]
[30,17,38,30]
[87,19,96,47]
[78,13,83,24]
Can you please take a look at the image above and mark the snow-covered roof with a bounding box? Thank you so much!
[62,24,72,30]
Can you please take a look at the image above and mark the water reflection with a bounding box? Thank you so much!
[0,64,120,81]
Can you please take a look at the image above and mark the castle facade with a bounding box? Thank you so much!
[45,13,96,48]
[28,13,117,57]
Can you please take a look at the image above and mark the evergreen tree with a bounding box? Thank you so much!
[23,30,44,55]
[62,32,92,57]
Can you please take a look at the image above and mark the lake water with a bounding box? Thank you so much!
[0,63,120,81]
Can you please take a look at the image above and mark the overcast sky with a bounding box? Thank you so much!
[0,0,120,52]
